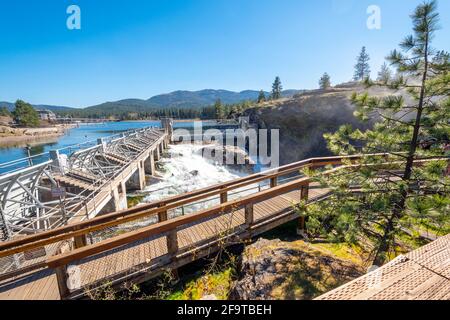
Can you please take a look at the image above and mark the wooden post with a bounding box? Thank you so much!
[158,210,168,222]
[167,230,179,256]
[154,147,161,161]
[245,203,254,227]
[220,191,228,203]
[157,203,168,222]
[298,183,309,237]
[245,203,254,240]
[55,265,70,300]
[270,177,278,188]
[73,234,87,249]
[300,184,309,201]
[166,229,179,283]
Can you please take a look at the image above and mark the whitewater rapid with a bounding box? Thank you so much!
[93,143,259,239]
[141,143,256,215]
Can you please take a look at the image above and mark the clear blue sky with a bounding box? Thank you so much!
[0,0,449,108]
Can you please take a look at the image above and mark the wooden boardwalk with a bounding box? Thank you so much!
[0,154,446,300]
[0,269,59,300]
[0,187,327,300]
[316,234,450,300]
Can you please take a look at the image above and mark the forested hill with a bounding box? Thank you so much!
[71,89,303,118]
[0,89,303,119]
[0,102,74,113]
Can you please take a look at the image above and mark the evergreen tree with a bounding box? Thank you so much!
[353,46,371,81]
[377,62,392,84]
[0,107,11,117]
[230,104,239,118]
[214,99,224,119]
[13,100,39,127]
[305,1,449,266]
[319,73,331,89]
[257,90,266,103]
[271,76,283,100]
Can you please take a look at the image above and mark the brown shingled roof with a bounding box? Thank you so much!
[315,234,450,300]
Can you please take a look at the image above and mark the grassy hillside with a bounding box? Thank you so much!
[245,82,414,165]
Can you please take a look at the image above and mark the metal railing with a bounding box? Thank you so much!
[0,126,161,176]
[0,127,168,278]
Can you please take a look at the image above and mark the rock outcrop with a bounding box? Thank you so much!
[244,82,414,165]
[231,238,363,300]
[199,144,255,172]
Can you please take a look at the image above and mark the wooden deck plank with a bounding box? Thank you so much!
[0,184,329,300]
[253,203,271,221]
[37,273,59,300]
[316,234,450,300]
[4,176,445,300]
[139,241,146,266]
[21,269,45,300]
[2,275,34,300]
[0,269,59,300]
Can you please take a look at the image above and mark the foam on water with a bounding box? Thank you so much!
[141,143,258,214]
[95,143,260,238]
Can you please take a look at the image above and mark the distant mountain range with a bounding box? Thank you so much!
[0,102,74,113]
[0,89,304,116]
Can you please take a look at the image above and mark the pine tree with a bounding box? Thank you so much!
[319,73,331,89]
[214,99,224,119]
[353,46,371,81]
[305,1,449,266]
[377,62,392,84]
[13,100,39,127]
[271,77,283,100]
[257,90,266,103]
[0,107,11,117]
[230,104,239,118]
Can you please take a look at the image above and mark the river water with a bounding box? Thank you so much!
[0,121,258,206]
[0,121,232,164]
[139,143,260,214]
[0,121,161,165]
[0,121,265,239]
[0,120,239,173]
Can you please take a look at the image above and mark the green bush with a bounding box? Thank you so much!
[13,100,39,127]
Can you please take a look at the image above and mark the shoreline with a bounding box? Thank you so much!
[123,119,215,123]
[0,134,62,148]
[0,124,76,148]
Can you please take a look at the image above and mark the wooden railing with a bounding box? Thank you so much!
[44,156,448,298]
[1,152,446,298]
[0,130,169,280]
[0,154,375,262]
[48,174,317,298]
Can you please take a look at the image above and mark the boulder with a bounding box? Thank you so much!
[231,238,363,300]
[199,144,255,172]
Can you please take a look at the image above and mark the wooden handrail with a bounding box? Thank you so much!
[12,152,442,264]
[47,175,313,268]
[0,154,376,256]
[46,156,448,269]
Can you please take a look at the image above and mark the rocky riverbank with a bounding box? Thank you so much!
[231,238,364,300]
[160,237,366,301]
[0,124,75,148]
